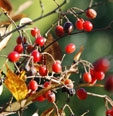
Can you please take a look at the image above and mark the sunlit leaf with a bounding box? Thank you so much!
[43,33,62,72]
[4,64,28,101]
[40,107,54,116]
[0,24,12,51]
[18,70,26,81]
[0,0,13,13]
[74,45,83,62]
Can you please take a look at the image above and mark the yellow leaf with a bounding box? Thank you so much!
[4,64,28,101]
[40,107,54,116]
[18,70,26,81]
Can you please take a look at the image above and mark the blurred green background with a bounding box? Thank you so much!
[0,0,113,116]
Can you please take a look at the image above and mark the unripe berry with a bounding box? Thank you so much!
[28,80,38,91]
[86,9,97,19]
[14,44,23,54]
[47,92,55,103]
[65,43,76,54]
[16,36,26,44]
[35,36,45,47]
[31,27,40,37]
[64,21,73,34]
[31,50,41,63]
[52,61,62,73]
[39,65,48,76]
[55,25,64,37]
[75,18,84,30]
[8,51,20,62]
[83,72,92,83]
[76,88,88,100]
[83,21,93,31]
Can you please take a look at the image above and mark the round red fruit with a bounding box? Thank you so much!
[55,25,64,37]
[8,51,20,62]
[52,61,62,73]
[36,95,45,102]
[64,79,74,88]
[65,43,76,54]
[93,58,110,73]
[44,82,51,88]
[76,88,88,100]
[47,92,55,103]
[83,72,92,83]
[86,9,97,19]
[31,27,40,37]
[83,21,93,31]
[16,36,26,44]
[93,71,105,81]
[28,80,38,91]
[105,75,113,92]
[39,65,48,76]
[43,90,51,99]
[35,36,45,46]
[14,44,23,54]
[75,18,84,30]
[31,50,41,63]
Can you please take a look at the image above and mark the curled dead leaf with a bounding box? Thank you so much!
[0,24,12,51]
[20,17,32,26]
[40,107,54,116]
[0,0,13,13]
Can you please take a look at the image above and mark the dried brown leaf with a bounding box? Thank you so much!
[74,45,83,61]
[0,24,12,51]
[0,0,13,13]
[43,33,62,72]
[4,64,28,101]
[40,107,54,116]
[15,0,33,15]
[54,109,66,116]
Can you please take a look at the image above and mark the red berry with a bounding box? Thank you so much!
[43,90,51,99]
[83,72,92,83]
[93,58,110,73]
[64,79,74,88]
[75,18,84,30]
[93,71,105,81]
[83,21,93,31]
[44,82,51,88]
[27,44,34,54]
[39,65,48,76]
[64,21,74,34]
[14,44,23,54]
[105,75,113,92]
[76,88,88,100]
[16,36,26,44]
[8,51,20,62]
[65,43,76,54]
[31,27,40,37]
[47,92,55,103]
[31,50,41,63]
[86,9,97,19]
[106,109,113,116]
[35,36,45,46]
[28,80,38,91]
[52,61,62,73]
[36,95,45,102]
[55,25,64,36]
